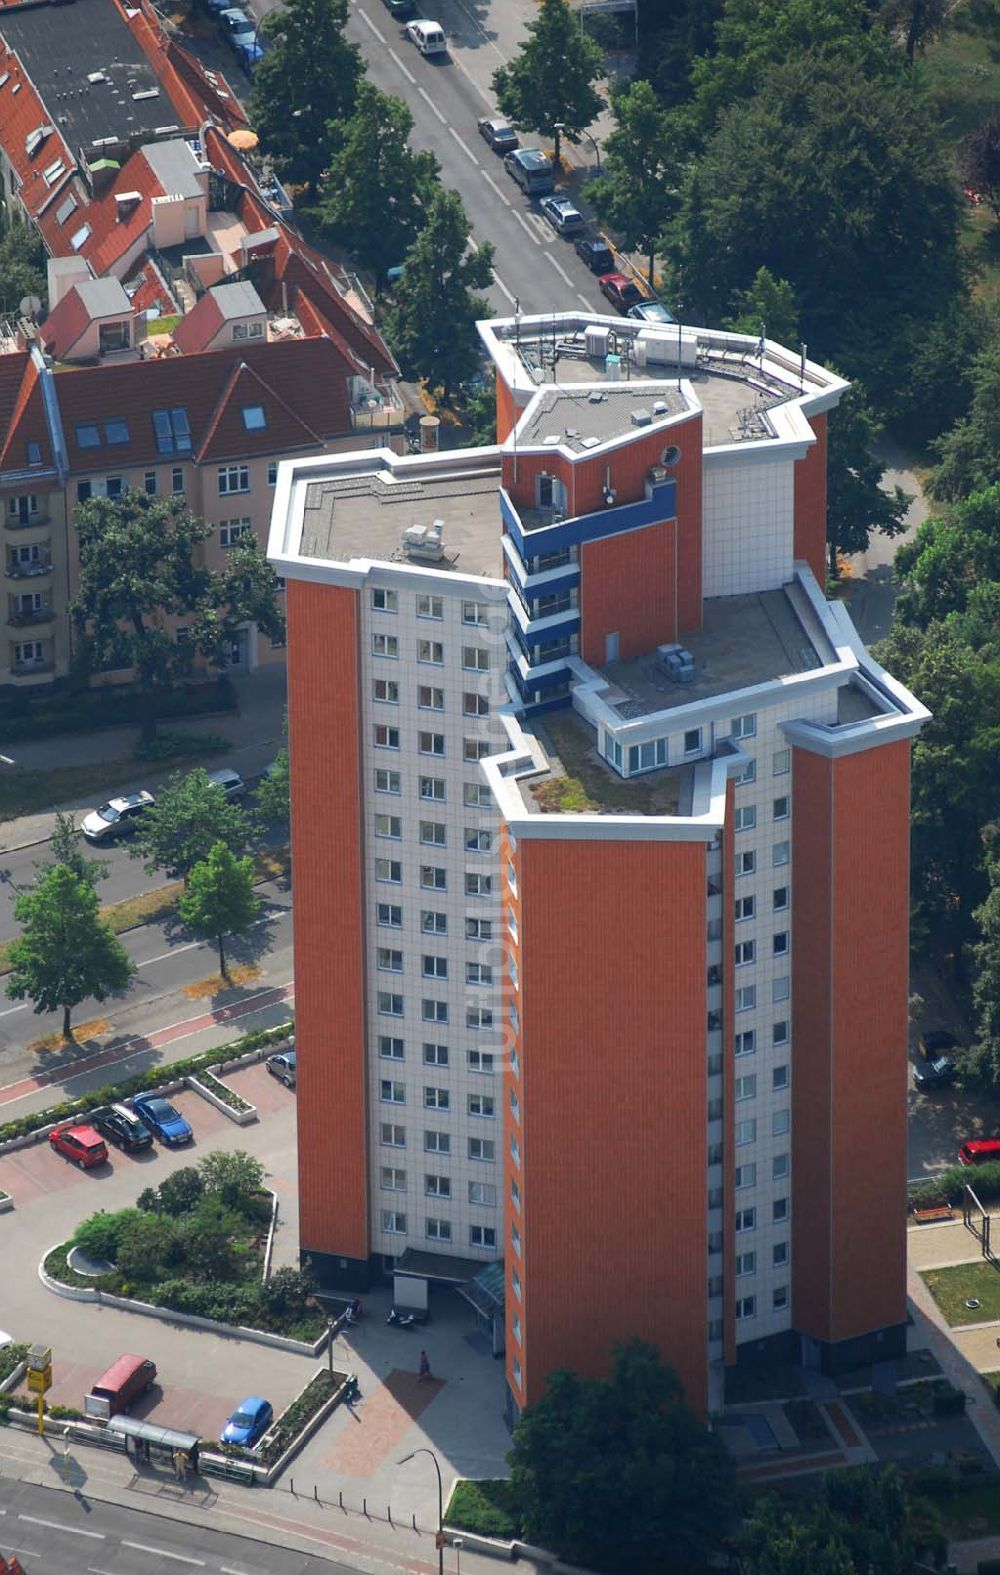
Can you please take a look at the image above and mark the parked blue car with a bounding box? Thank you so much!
[220,1396,273,1448]
[131,1094,193,1147]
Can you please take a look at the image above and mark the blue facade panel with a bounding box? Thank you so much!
[499,479,677,559]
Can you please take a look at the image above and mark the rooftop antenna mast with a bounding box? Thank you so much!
[512,298,522,484]
[800,341,807,392]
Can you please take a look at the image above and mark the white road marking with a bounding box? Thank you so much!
[480,169,510,207]
[512,210,540,246]
[448,126,479,166]
[577,292,593,310]
[20,1514,104,1538]
[357,7,386,42]
[418,85,446,125]
[122,1543,204,1566]
[221,1567,256,1575]
[492,271,516,305]
[545,252,574,287]
[387,47,416,83]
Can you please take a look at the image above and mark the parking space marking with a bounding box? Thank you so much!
[123,1543,204,1565]
[387,47,416,83]
[448,126,479,166]
[577,292,592,310]
[19,1514,104,1538]
[418,85,447,125]
[545,252,573,287]
[480,169,511,207]
[512,210,541,246]
[357,7,385,41]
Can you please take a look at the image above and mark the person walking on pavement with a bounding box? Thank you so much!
[418,1349,431,1382]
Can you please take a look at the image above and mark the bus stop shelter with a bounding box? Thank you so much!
[108,1414,201,1476]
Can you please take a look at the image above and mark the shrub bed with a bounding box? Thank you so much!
[0,676,237,742]
[134,729,228,763]
[0,1343,28,1385]
[0,1020,293,1145]
[910,1161,1000,1209]
[195,1070,253,1113]
[255,1371,337,1467]
[446,1478,523,1541]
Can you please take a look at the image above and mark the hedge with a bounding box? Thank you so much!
[0,1020,294,1145]
[910,1161,1000,1209]
[0,676,237,742]
[446,1478,523,1540]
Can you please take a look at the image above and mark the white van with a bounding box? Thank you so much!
[405,18,447,53]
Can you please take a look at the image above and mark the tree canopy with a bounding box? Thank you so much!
[250,0,362,196]
[316,83,439,287]
[386,190,494,404]
[929,334,1000,503]
[178,841,260,981]
[130,767,250,884]
[825,384,911,574]
[254,747,290,833]
[723,266,801,348]
[5,863,135,1041]
[507,1340,735,1573]
[739,1467,917,1575]
[492,0,604,165]
[35,811,107,889]
[588,80,680,287]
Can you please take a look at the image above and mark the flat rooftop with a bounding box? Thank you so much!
[300,462,504,579]
[521,708,693,817]
[0,0,180,152]
[520,381,687,451]
[601,583,837,719]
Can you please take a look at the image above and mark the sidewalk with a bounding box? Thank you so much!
[0,667,287,853]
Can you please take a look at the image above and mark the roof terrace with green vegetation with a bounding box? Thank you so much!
[522,708,691,818]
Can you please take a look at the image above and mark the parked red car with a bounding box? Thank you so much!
[598,272,646,312]
[48,1122,108,1169]
[958,1139,1000,1167]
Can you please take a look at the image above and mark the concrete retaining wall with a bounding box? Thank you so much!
[185,1074,257,1126]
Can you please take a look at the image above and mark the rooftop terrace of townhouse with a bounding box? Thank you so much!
[479,316,849,453]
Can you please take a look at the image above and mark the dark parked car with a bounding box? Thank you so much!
[89,1103,153,1152]
[913,1056,956,1092]
[131,1094,193,1147]
[383,0,416,14]
[575,236,615,274]
[918,1029,960,1062]
[477,117,519,154]
[599,272,646,313]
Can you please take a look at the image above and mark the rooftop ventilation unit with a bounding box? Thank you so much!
[587,390,605,404]
[585,324,610,357]
[542,434,560,446]
[630,408,652,427]
[653,400,669,414]
[606,354,621,383]
[403,520,445,562]
[659,643,695,684]
[581,436,601,449]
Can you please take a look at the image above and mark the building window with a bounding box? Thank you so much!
[735,940,755,967]
[372,588,397,612]
[375,814,401,839]
[467,1006,494,1030]
[772,976,790,1003]
[378,997,404,1020]
[683,727,702,755]
[773,795,790,821]
[466,962,493,986]
[735,1073,756,1101]
[381,1167,406,1190]
[773,886,789,912]
[380,1078,405,1102]
[468,1093,495,1118]
[419,821,446,847]
[735,1296,756,1321]
[375,858,402,884]
[424,1130,450,1154]
[773,1019,789,1046]
[382,1210,406,1234]
[471,1225,497,1249]
[773,840,790,867]
[418,686,445,710]
[734,757,756,785]
[730,713,757,740]
[469,1180,496,1207]
[376,769,401,795]
[511,1179,520,1211]
[462,600,489,626]
[736,1118,756,1146]
[268,461,278,486]
[143,472,157,495]
[419,732,445,757]
[379,1036,404,1060]
[773,1197,789,1222]
[772,1109,790,1136]
[467,917,493,941]
[171,467,184,494]
[773,1064,789,1090]
[218,464,250,495]
[372,633,399,659]
[735,1163,756,1189]
[464,782,491,808]
[219,518,252,548]
[736,985,756,1013]
[373,678,399,704]
[735,1030,756,1057]
[773,749,790,776]
[467,1049,494,1073]
[735,1251,756,1276]
[463,738,490,762]
[422,998,448,1023]
[422,954,447,979]
[380,1123,405,1147]
[420,866,446,891]
[463,692,490,718]
[462,645,490,672]
[425,1174,451,1198]
[423,1042,449,1066]
[424,1087,450,1111]
[421,911,447,935]
[377,946,403,971]
[773,1153,790,1180]
[465,872,493,897]
[241,404,267,430]
[734,805,756,832]
[735,1207,756,1232]
[773,1285,789,1310]
[773,931,789,957]
[737,851,756,876]
[416,594,443,619]
[735,895,755,922]
[419,777,445,802]
[465,828,492,854]
[468,1135,495,1161]
[773,1241,789,1267]
[417,640,444,664]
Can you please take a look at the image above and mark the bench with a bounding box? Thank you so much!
[912,1206,954,1224]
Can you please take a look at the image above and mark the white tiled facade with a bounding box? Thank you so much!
[701,453,797,597]
[359,569,510,1265]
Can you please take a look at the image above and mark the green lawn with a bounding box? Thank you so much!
[533,712,679,816]
[936,1480,1000,1537]
[446,1478,522,1540]
[922,1261,1000,1325]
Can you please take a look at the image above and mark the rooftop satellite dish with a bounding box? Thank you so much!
[19,295,41,320]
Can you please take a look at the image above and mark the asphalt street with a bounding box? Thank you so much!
[0,1479,360,1574]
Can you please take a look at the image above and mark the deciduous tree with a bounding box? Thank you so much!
[723,266,800,348]
[250,0,363,198]
[963,119,1000,221]
[198,1149,265,1209]
[316,83,439,288]
[492,0,604,166]
[35,811,107,889]
[178,841,260,981]
[971,826,1000,1089]
[5,864,135,1041]
[131,767,249,885]
[826,383,911,576]
[880,0,948,61]
[254,746,290,833]
[930,339,1000,502]
[589,80,679,287]
[386,190,493,404]
[508,1340,735,1573]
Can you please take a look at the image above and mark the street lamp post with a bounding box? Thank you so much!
[552,120,566,171]
[398,1447,444,1575]
[583,130,601,174]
